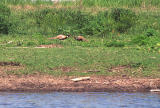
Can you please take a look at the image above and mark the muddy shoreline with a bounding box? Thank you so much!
[0,75,160,92]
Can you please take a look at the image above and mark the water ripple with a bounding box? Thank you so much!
[0,92,160,108]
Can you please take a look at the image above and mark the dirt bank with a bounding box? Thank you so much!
[0,75,160,92]
[0,64,160,92]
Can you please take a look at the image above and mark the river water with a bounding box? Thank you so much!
[0,92,160,108]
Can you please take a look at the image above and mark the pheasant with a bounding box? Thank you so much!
[74,36,88,42]
[48,34,70,40]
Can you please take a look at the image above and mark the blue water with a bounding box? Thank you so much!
[0,92,160,108]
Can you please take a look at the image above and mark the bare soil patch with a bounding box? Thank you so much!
[0,74,160,92]
[52,66,77,73]
[0,63,23,78]
[37,44,63,48]
[0,63,160,92]
[109,65,130,72]
[0,61,21,66]
[0,61,23,76]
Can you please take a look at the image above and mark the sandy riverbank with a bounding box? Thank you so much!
[0,75,160,92]
[0,65,160,92]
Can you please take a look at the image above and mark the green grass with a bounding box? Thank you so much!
[0,45,160,78]
[1,1,160,38]
[1,0,53,5]
[0,1,160,78]
[2,0,160,8]
[0,34,160,78]
[81,0,160,8]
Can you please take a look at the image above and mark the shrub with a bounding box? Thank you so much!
[145,28,158,37]
[8,7,111,36]
[9,11,37,35]
[89,11,110,37]
[67,10,94,35]
[34,8,95,36]
[27,41,37,46]
[109,8,137,33]
[9,8,138,37]
[0,4,11,34]
[35,8,74,35]
[131,35,147,45]
[131,35,160,48]
[105,41,125,47]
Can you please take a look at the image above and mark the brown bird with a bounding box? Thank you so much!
[74,36,88,42]
[48,34,70,40]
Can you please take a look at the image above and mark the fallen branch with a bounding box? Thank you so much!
[150,89,160,92]
[71,77,90,82]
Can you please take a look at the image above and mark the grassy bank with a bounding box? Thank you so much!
[2,0,160,8]
[1,46,160,78]
[1,1,160,38]
[0,1,160,78]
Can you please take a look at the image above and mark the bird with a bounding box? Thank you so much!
[74,36,88,42]
[48,34,70,40]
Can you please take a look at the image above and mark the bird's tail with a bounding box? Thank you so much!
[74,36,78,40]
[48,37,57,40]
[83,38,88,42]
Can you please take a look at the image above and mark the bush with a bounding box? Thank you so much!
[131,28,159,47]
[105,41,125,47]
[88,11,110,37]
[8,8,111,36]
[0,4,11,34]
[131,35,160,48]
[10,8,96,36]
[9,12,35,35]
[109,8,137,33]
[9,8,137,37]
[145,28,158,37]
[34,8,96,36]
[27,41,37,46]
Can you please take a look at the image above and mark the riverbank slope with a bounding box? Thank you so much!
[0,75,160,92]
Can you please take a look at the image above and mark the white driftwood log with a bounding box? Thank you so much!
[150,89,160,92]
[71,77,90,82]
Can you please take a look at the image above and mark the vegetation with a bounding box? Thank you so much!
[0,0,160,78]
[2,0,160,8]
[1,47,160,78]
[0,4,11,34]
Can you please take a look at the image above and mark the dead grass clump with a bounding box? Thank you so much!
[37,44,63,48]
[52,66,76,73]
[0,61,20,66]
[109,65,131,72]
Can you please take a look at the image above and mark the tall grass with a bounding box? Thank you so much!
[7,7,138,36]
[0,0,160,77]
[2,0,160,8]
[0,0,160,50]
[82,0,142,7]
[1,0,53,5]
[80,0,160,8]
